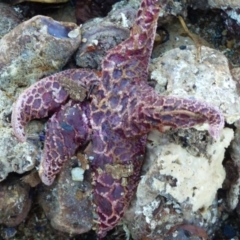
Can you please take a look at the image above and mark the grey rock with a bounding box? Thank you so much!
[76,23,130,70]
[0,178,31,227]
[0,15,81,94]
[0,3,22,39]
[38,157,93,235]
[208,0,240,8]
[0,126,40,182]
[75,1,134,70]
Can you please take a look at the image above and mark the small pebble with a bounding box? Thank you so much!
[71,167,84,181]
[179,45,187,50]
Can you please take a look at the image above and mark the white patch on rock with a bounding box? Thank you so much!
[124,128,233,239]
[141,128,233,213]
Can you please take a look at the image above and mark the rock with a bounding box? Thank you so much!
[75,2,134,70]
[0,15,81,94]
[124,128,233,240]
[0,3,22,39]
[109,0,138,27]
[231,67,240,96]
[76,23,129,70]
[75,0,122,24]
[152,20,211,58]
[0,81,41,182]
[1,227,17,239]
[0,126,40,182]
[222,8,240,36]
[150,45,240,124]
[208,0,240,8]
[71,167,85,181]
[0,178,31,227]
[38,156,93,235]
[21,170,41,187]
[228,128,240,210]
[0,90,14,128]
[207,1,240,36]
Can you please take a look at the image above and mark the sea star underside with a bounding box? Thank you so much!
[11,0,224,238]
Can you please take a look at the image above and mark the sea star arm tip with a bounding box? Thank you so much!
[39,165,55,186]
[206,108,224,140]
[134,85,225,139]
[11,102,27,142]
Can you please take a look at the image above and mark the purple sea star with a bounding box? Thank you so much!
[11,0,224,237]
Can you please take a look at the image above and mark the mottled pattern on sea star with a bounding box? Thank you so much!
[11,0,224,238]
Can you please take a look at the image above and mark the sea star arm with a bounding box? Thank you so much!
[101,0,161,82]
[90,125,146,238]
[11,69,100,142]
[131,83,224,139]
[39,101,91,185]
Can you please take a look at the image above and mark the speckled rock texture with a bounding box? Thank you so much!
[152,20,211,58]
[0,178,31,227]
[0,3,22,39]
[0,86,41,182]
[38,157,93,235]
[76,23,130,70]
[75,2,134,70]
[150,45,240,124]
[208,0,240,8]
[207,0,240,35]
[0,126,40,182]
[0,15,81,94]
[222,8,240,35]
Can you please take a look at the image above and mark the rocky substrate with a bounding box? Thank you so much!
[1,0,240,239]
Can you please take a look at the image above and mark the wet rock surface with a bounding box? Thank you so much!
[38,157,94,235]
[0,178,31,227]
[0,3,23,39]
[75,1,138,70]
[0,15,81,94]
[0,126,40,182]
[228,128,240,211]
[75,0,122,24]
[76,23,130,70]
[208,0,240,8]
[0,0,240,239]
